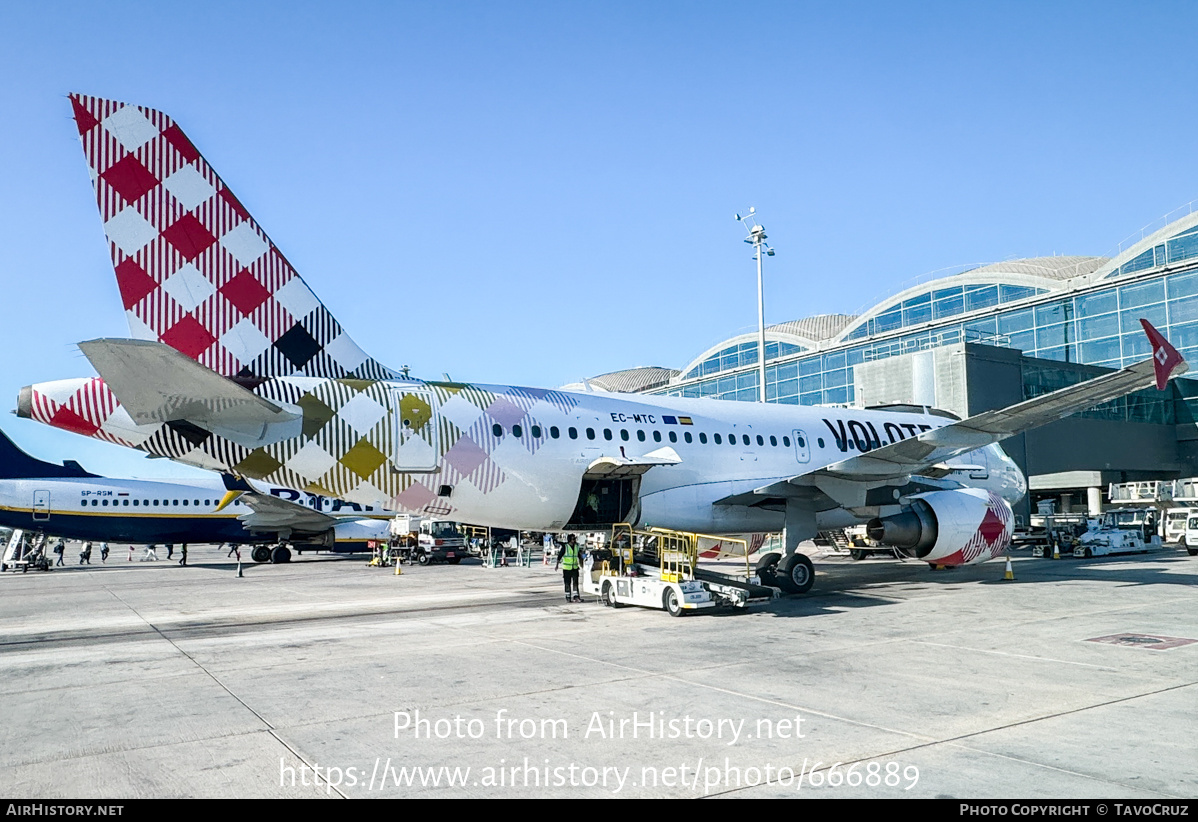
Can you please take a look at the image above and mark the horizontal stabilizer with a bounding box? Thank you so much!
[79,338,301,448]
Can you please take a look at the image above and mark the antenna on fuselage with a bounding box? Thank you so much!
[735,207,775,403]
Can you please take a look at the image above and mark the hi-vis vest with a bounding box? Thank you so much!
[561,543,581,571]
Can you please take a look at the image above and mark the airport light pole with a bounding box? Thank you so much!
[736,208,775,403]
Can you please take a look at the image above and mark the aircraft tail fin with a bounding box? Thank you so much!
[68,94,396,382]
[0,427,99,480]
[1140,319,1186,390]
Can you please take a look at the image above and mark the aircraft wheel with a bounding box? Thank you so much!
[664,587,685,617]
[780,553,814,594]
[849,549,868,562]
[271,545,291,564]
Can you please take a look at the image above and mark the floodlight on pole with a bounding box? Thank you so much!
[736,207,775,403]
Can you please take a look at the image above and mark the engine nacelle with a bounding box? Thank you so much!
[866,488,1013,566]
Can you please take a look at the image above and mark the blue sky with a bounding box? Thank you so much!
[2,1,1198,478]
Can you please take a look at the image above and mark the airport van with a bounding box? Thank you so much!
[1183,515,1198,556]
[1164,506,1194,545]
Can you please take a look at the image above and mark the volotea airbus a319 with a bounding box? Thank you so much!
[16,95,1188,593]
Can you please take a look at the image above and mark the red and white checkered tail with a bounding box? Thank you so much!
[69,94,397,382]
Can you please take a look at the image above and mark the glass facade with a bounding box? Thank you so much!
[681,340,806,381]
[657,220,1198,410]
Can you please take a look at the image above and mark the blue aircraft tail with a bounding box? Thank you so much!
[0,429,99,479]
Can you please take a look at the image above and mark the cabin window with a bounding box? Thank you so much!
[637,430,646,442]
[742,435,750,446]
[669,431,678,443]
[698,433,706,444]
[653,431,661,442]
[770,435,777,446]
[782,436,791,447]
[531,425,542,438]
[714,433,722,444]
[549,426,559,438]
[586,428,595,440]
[512,424,523,438]
[756,435,764,446]
[620,429,629,441]
[492,423,503,438]
[604,429,613,440]
[568,427,577,439]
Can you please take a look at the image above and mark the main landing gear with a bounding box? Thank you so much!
[251,544,291,564]
[756,552,814,595]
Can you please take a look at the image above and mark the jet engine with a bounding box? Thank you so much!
[866,488,1013,566]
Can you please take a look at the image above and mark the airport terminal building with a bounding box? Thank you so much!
[590,205,1198,520]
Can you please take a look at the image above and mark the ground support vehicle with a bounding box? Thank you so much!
[1,530,52,572]
[582,525,778,616]
[1075,508,1162,558]
[1184,514,1198,556]
[389,516,468,565]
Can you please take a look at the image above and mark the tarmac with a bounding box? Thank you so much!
[0,544,1195,799]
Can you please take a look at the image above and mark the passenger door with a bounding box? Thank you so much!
[32,490,50,521]
[390,389,439,472]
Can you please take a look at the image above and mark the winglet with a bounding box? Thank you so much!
[214,474,252,512]
[1140,319,1186,390]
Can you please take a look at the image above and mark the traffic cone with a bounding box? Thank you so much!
[394,561,402,576]
[1052,539,1060,560]
[1003,556,1014,580]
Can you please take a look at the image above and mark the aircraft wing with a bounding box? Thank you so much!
[217,478,338,535]
[795,321,1186,488]
[78,339,301,447]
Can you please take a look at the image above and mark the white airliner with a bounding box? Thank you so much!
[0,428,388,562]
[15,94,1188,593]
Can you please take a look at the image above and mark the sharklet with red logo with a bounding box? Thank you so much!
[1140,319,1185,391]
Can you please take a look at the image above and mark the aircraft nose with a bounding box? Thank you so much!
[15,385,32,419]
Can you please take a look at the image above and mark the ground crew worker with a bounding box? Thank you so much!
[555,534,582,602]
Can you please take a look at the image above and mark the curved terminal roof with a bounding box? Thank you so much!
[766,314,857,342]
[970,256,1108,281]
[561,366,680,394]
[585,205,1198,390]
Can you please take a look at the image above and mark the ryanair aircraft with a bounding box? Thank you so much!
[16,95,1187,592]
[0,428,386,563]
